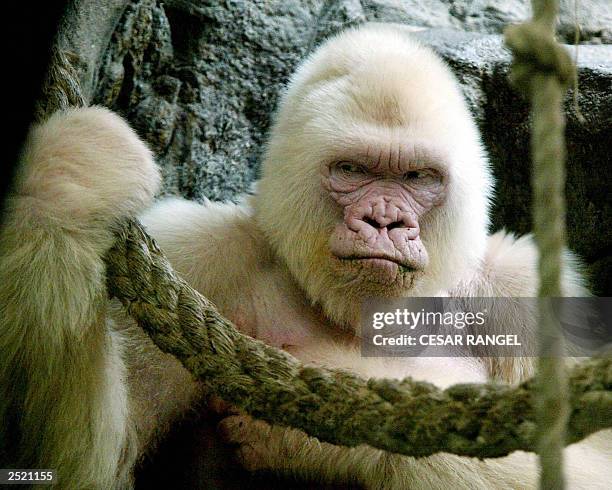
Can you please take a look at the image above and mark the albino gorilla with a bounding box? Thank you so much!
[1,23,610,489]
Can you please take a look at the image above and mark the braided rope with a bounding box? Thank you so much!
[33,50,86,123]
[505,0,574,487]
[103,219,612,458]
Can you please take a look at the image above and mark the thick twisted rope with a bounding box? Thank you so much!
[33,50,86,123]
[103,219,612,458]
[506,0,575,487]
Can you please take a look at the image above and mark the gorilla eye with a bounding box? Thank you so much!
[337,162,366,175]
[403,170,431,181]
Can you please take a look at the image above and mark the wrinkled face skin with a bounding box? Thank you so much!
[321,144,448,289]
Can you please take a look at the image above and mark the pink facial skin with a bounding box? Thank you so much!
[322,144,448,284]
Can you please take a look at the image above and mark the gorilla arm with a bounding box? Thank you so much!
[0,107,204,488]
[0,105,332,489]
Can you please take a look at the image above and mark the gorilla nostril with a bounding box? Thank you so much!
[387,221,406,231]
[363,217,382,229]
[362,217,408,231]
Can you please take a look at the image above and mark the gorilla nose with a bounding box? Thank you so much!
[361,215,420,239]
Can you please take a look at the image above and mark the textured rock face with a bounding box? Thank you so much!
[59,0,611,291]
[86,0,323,202]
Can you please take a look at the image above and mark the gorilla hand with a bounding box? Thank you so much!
[217,414,279,473]
[13,107,160,243]
[216,413,388,488]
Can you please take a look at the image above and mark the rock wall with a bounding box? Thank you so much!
[58,0,611,294]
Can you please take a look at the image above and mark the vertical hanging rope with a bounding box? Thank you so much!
[505,1,575,488]
[33,49,86,122]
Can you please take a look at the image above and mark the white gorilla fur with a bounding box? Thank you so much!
[1,23,610,489]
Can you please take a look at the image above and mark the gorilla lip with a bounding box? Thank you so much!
[339,256,417,273]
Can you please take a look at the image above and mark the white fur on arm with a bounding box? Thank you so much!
[0,107,159,488]
[452,230,590,384]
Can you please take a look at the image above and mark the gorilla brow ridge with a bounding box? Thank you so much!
[344,141,447,175]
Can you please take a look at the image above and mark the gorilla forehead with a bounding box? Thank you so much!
[274,31,476,165]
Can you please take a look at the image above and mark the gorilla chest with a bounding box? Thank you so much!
[226,270,338,352]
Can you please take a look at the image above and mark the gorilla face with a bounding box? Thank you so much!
[322,143,448,288]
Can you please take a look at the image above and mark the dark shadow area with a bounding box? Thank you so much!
[1,2,70,221]
[135,408,359,490]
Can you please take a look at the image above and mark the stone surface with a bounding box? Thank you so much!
[57,1,610,287]
[558,0,612,44]
[57,0,128,101]
[92,0,323,202]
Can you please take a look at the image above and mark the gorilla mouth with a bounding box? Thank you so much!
[339,256,417,273]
